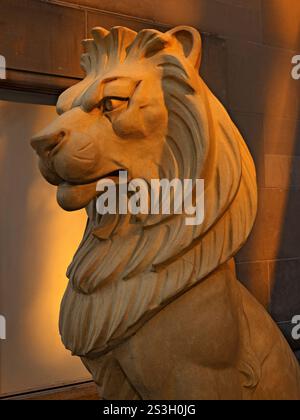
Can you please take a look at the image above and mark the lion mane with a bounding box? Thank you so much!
[57,26,257,358]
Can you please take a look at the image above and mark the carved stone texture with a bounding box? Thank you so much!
[31,26,300,400]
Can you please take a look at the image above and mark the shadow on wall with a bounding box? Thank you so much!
[233,3,300,360]
[266,2,300,359]
[269,26,300,358]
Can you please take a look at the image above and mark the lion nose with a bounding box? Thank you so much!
[31,130,67,157]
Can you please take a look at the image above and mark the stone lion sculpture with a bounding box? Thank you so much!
[31,26,300,400]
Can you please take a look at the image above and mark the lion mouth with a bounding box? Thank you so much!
[57,170,127,211]
[60,169,125,188]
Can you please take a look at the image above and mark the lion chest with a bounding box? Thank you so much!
[113,264,243,399]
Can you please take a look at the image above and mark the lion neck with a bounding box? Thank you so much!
[59,180,243,358]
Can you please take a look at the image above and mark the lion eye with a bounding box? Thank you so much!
[102,97,128,113]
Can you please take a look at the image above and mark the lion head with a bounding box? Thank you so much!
[31,26,257,357]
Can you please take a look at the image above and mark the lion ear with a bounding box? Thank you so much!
[167,26,202,69]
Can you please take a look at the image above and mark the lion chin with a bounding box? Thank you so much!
[56,182,98,211]
[31,25,300,400]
